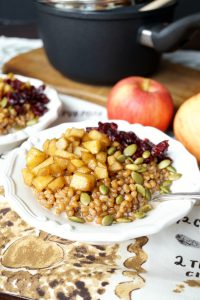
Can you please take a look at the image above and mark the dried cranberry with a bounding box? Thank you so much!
[89,122,170,162]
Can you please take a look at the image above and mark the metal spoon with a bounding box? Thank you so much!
[151,192,200,202]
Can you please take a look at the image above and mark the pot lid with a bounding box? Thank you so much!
[39,0,134,11]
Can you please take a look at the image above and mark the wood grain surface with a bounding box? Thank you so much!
[3,48,200,109]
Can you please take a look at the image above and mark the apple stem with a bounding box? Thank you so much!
[142,79,150,92]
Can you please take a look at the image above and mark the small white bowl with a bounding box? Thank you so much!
[3,120,200,244]
[0,74,62,152]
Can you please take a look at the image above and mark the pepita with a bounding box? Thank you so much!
[134,211,146,219]
[135,184,146,197]
[107,146,116,155]
[168,173,182,181]
[125,164,140,171]
[80,192,91,205]
[0,97,8,108]
[140,204,152,213]
[26,118,38,126]
[116,194,123,205]
[99,184,109,195]
[69,216,85,223]
[142,150,151,159]
[167,165,177,173]
[117,154,126,163]
[137,167,147,173]
[158,159,171,169]
[102,215,114,226]
[126,157,134,164]
[134,157,144,165]
[131,171,143,184]
[162,180,172,187]
[116,218,132,223]
[124,144,137,156]
[160,186,170,194]
[145,188,151,201]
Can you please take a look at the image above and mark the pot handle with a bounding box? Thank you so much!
[139,13,200,52]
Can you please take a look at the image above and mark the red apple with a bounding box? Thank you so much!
[107,76,174,131]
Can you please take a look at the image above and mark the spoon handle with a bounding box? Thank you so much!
[152,192,200,202]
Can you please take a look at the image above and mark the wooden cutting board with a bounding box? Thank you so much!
[3,48,200,108]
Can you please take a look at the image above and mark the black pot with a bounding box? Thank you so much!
[36,1,200,85]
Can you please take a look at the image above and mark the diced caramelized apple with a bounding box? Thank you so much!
[109,161,123,172]
[67,162,77,173]
[114,150,122,158]
[81,152,95,163]
[74,146,89,157]
[32,157,54,175]
[55,149,77,159]
[88,129,105,140]
[22,168,34,186]
[82,140,102,154]
[96,151,107,163]
[71,159,85,168]
[107,155,116,166]
[43,139,50,153]
[77,166,91,174]
[54,157,69,170]
[70,172,95,191]
[65,128,85,138]
[49,163,64,176]
[88,130,111,147]
[48,176,65,192]
[56,138,68,150]
[47,139,57,156]
[94,166,108,179]
[26,147,47,170]
[37,167,51,176]
[32,176,54,191]
[82,133,90,142]
[88,159,97,171]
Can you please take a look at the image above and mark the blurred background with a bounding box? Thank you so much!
[0,0,199,39]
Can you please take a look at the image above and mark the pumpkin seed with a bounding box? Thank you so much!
[135,184,146,197]
[80,192,91,206]
[142,150,151,159]
[134,157,144,165]
[117,154,126,163]
[162,180,172,187]
[69,216,85,223]
[102,215,114,226]
[0,97,8,108]
[107,146,116,155]
[145,188,151,201]
[137,167,147,173]
[140,204,152,213]
[158,159,171,169]
[126,157,134,164]
[116,194,123,205]
[125,164,140,171]
[134,211,146,219]
[26,118,38,126]
[116,218,132,223]
[124,144,137,156]
[160,186,170,194]
[131,171,143,184]
[168,173,182,181]
[167,165,177,173]
[99,184,109,195]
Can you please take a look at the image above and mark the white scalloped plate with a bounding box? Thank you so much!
[0,74,62,152]
[3,120,200,244]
